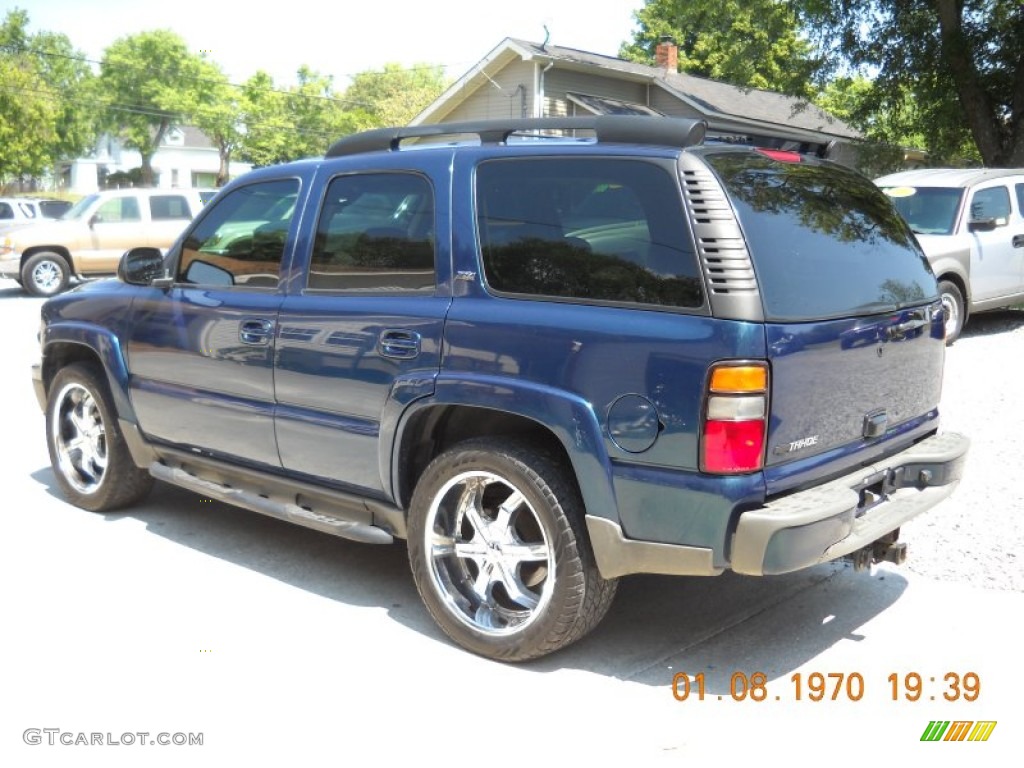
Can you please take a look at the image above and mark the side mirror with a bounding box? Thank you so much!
[88,213,101,228]
[118,247,166,285]
[967,217,998,232]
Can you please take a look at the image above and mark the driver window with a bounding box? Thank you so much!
[970,186,1010,226]
[176,179,299,288]
[95,196,141,223]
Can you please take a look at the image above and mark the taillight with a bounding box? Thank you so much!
[701,362,769,473]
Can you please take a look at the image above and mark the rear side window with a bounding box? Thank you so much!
[0,203,12,220]
[150,195,192,221]
[476,158,703,309]
[705,152,937,321]
[308,173,435,293]
[38,200,71,219]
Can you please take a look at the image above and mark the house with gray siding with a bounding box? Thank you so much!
[414,38,861,165]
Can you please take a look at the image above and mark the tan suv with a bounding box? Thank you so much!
[0,188,212,296]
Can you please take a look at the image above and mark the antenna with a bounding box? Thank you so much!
[541,24,550,52]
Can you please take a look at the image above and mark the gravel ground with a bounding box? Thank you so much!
[901,308,1024,592]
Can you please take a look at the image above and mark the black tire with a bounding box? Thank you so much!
[407,437,618,661]
[938,279,965,344]
[22,251,71,297]
[46,363,153,511]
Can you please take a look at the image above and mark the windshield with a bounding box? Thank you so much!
[880,186,964,235]
[62,194,100,221]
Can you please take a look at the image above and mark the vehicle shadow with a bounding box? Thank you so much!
[0,282,31,299]
[960,307,1024,339]
[31,466,907,687]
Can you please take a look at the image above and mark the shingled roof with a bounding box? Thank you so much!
[414,38,859,145]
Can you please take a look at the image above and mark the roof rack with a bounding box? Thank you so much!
[325,116,707,158]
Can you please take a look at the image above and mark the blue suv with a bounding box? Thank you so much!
[34,117,969,661]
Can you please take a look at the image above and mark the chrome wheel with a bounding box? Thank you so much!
[51,381,108,495]
[22,251,70,296]
[32,260,63,293]
[425,470,554,635]
[941,293,959,338]
[938,280,964,344]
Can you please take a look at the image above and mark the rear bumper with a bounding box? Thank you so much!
[731,431,969,575]
[586,431,968,580]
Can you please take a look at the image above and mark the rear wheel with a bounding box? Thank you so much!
[22,251,70,297]
[407,438,617,661]
[938,280,965,344]
[46,363,153,511]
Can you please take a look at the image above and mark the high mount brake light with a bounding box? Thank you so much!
[756,148,802,163]
[701,363,769,474]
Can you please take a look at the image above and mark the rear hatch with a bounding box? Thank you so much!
[701,150,945,495]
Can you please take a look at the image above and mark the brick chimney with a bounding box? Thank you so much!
[655,36,678,72]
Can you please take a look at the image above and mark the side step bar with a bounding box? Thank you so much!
[149,461,396,545]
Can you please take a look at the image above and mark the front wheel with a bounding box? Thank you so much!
[46,363,154,511]
[407,438,617,661]
[938,279,965,344]
[22,251,70,297]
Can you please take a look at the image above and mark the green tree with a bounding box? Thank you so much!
[796,0,1024,165]
[238,68,356,167]
[192,60,241,186]
[100,30,211,185]
[0,8,97,182]
[620,0,820,98]
[285,66,356,158]
[0,56,57,181]
[341,63,449,128]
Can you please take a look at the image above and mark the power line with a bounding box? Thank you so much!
[0,41,452,109]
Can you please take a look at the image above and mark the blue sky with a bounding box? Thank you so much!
[19,0,641,87]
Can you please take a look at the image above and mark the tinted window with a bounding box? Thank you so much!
[150,195,191,220]
[476,158,703,309]
[177,179,299,288]
[308,173,435,292]
[970,186,1011,224]
[705,151,937,321]
[0,203,12,220]
[880,186,963,235]
[95,196,141,222]
[38,200,71,219]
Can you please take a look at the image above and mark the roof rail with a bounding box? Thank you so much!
[325,116,707,158]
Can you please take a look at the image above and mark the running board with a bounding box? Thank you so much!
[149,462,395,545]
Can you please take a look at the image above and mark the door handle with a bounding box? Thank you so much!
[379,329,421,359]
[239,318,275,345]
[1013,234,1024,248]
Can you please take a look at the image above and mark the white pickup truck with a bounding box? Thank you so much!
[876,168,1024,343]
